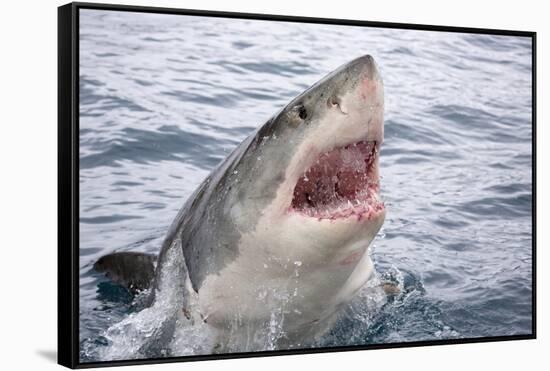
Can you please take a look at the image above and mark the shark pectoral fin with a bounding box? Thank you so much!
[93,252,157,294]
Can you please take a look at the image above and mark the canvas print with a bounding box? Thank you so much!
[77,8,533,363]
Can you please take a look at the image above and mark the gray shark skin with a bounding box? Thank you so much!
[96,54,385,351]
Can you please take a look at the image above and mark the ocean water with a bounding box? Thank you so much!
[78,9,533,362]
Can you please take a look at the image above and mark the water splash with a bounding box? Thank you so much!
[98,239,187,360]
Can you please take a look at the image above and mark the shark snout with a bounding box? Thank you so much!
[354,55,379,79]
[351,55,383,103]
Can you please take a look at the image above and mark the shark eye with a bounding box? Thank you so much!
[298,105,307,120]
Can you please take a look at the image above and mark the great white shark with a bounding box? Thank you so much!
[94,54,386,354]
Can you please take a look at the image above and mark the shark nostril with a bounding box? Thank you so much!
[328,96,348,115]
[327,96,340,108]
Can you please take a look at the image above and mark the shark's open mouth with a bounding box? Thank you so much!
[290,141,384,220]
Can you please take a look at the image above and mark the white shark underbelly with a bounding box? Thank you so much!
[197,207,384,347]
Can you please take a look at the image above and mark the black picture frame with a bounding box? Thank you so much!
[58,2,537,369]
